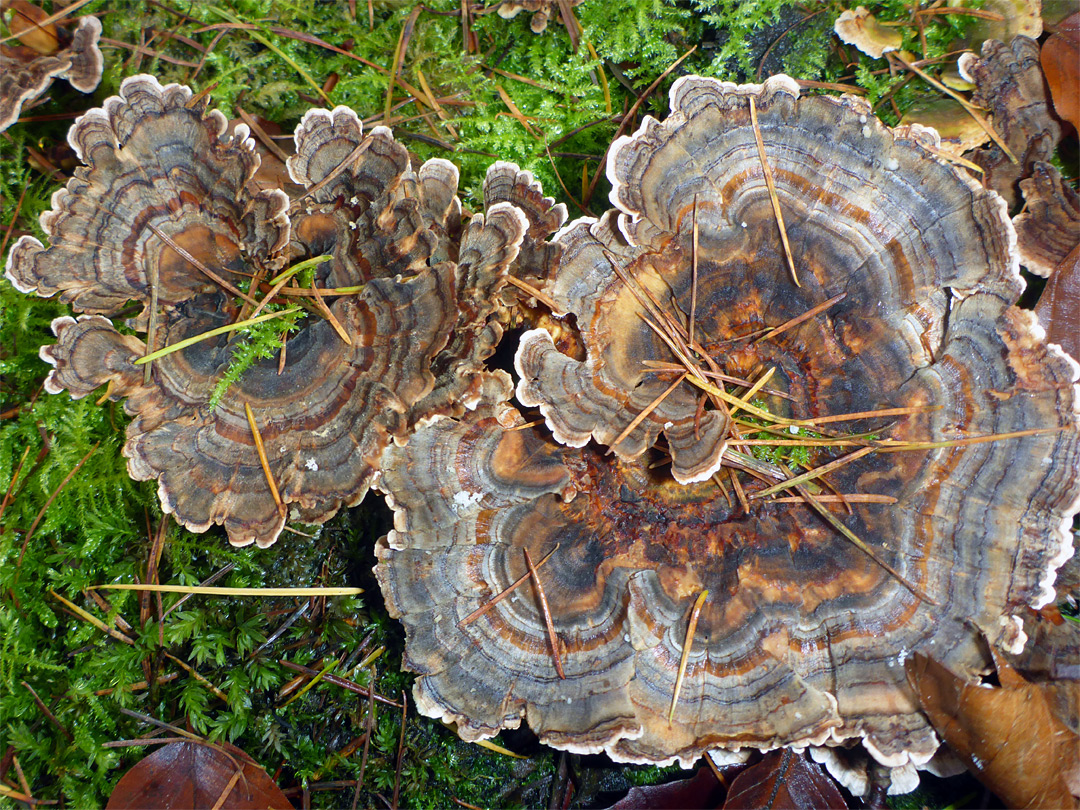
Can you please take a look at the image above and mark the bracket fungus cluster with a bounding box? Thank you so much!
[0,0,103,132]
[375,76,1080,780]
[5,74,529,547]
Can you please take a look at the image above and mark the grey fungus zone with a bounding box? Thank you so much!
[5,74,527,547]
[376,76,1080,774]
[0,2,103,132]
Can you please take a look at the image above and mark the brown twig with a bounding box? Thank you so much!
[16,444,97,574]
[21,682,73,741]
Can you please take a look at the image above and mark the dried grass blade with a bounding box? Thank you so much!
[162,651,229,701]
[751,446,876,500]
[135,307,301,365]
[669,590,708,721]
[95,583,362,596]
[749,96,799,287]
[460,544,560,626]
[524,547,565,679]
[385,7,422,123]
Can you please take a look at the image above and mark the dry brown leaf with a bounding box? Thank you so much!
[906,651,1080,809]
[105,740,292,810]
[1035,242,1080,362]
[1041,12,1080,131]
[722,749,847,810]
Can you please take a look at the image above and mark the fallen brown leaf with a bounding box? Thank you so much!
[105,740,292,810]
[1041,12,1080,131]
[906,650,1080,809]
[722,749,847,810]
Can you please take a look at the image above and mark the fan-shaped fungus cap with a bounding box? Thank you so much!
[958,36,1063,207]
[834,6,903,59]
[5,75,526,547]
[378,76,1080,772]
[0,1,102,131]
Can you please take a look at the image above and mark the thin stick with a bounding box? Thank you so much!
[524,548,565,679]
[146,223,258,306]
[278,661,401,708]
[669,590,708,722]
[607,374,687,455]
[143,257,160,384]
[728,467,750,513]
[751,446,876,500]
[135,307,301,365]
[756,293,846,344]
[96,582,362,597]
[0,445,31,530]
[460,544,559,626]
[749,96,799,287]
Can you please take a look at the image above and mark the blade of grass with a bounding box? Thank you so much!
[135,307,301,365]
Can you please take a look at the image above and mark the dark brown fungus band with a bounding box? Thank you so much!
[377,76,1080,783]
[5,75,527,547]
[0,1,103,131]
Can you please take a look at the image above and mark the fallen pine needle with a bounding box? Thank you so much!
[749,96,799,287]
[756,292,846,344]
[473,738,526,759]
[280,657,339,707]
[48,590,134,645]
[460,544,559,626]
[525,547,565,679]
[147,222,258,307]
[505,275,563,314]
[268,254,333,286]
[670,590,708,722]
[608,373,687,455]
[750,446,876,500]
[245,401,287,520]
[163,652,229,701]
[135,307,301,364]
[794,483,937,605]
[94,583,363,596]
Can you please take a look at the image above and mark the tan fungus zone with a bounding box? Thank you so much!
[377,76,1080,772]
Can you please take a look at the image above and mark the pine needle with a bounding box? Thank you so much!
[247,402,285,521]
[473,739,527,758]
[669,590,708,722]
[524,547,565,679]
[607,373,687,455]
[146,223,258,307]
[94,583,363,596]
[461,545,560,626]
[756,292,846,344]
[750,446,876,500]
[749,96,799,287]
[309,280,352,345]
[48,590,134,645]
[280,657,340,707]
